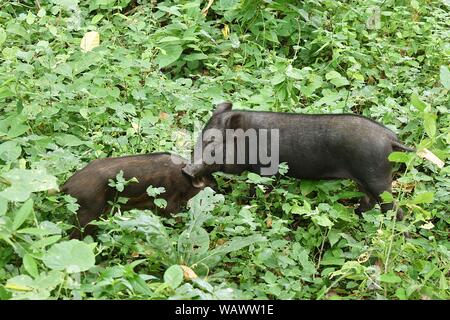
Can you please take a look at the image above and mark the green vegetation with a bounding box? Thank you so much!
[0,0,448,300]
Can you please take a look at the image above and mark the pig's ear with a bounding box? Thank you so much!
[223,113,242,129]
[212,101,232,116]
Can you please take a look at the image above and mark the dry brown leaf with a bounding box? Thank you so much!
[216,239,226,246]
[417,148,445,168]
[392,180,415,193]
[357,252,370,263]
[180,265,198,280]
[159,112,169,121]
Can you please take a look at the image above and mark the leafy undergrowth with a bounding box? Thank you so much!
[0,0,449,300]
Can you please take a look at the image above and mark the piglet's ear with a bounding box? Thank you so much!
[212,101,232,116]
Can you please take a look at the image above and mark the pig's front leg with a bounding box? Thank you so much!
[356,179,405,221]
[69,205,104,239]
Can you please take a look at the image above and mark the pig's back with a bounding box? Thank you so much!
[241,111,397,179]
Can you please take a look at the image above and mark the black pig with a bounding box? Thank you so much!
[62,152,213,239]
[182,102,414,216]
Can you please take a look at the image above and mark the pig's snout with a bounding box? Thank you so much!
[182,164,205,178]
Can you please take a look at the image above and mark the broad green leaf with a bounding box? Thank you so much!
[211,234,266,255]
[154,198,167,209]
[157,5,182,16]
[5,275,34,292]
[423,112,437,138]
[0,27,6,46]
[42,240,96,273]
[328,229,341,247]
[178,227,210,259]
[52,0,80,10]
[183,53,208,61]
[246,172,273,185]
[12,199,33,231]
[0,140,22,162]
[164,265,184,289]
[155,45,183,68]
[30,235,62,250]
[440,65,450,89]
[0,197,7,216]
[412,192,434,204]
[325,70,349,87]
[271,73,285,85]
[23,254,39,278]
[0,168,58,202]
[285,65,304,80]
[380,272,402,283]
[158,36,182,43]
[313,214,334,227]
[388,151,411,163]
[410,93,427,111]
[380,191,394,203]
[0,87,14,100]
[54,134,85,147]
[91,14,104,24]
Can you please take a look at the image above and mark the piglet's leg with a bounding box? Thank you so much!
[69,205,103,239]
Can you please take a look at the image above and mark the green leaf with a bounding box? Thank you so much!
[23,254,39,278]
[154,198,167,209]
[328,229,341,247]
[155,45,183,68]
[42,240,96,273]
[423,112,437,138]
[246,172,273,185]
[164,265,184,289]
[313,214,334,227]
[0,168,58,202]
[380,272,402,283]
[325,71,349,87]
[440,65,450,89]
[54,134,85,147]
[388,151,411,163]
[30,235,62,250]
[271,73,285,85]
[285,65,304,80]
[12,199,33,231]
[0,196,7,216]
[178,227,210,260]
[412,192,434,204]
[0,27,6,46]
[91,14,104,24]
[380,191,394,203]
[0,140,22,162]
[410,93,427,111]
[183,53,208,61]
[211,234,266,255]
[52,0,79,11]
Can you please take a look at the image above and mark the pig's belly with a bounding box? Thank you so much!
[279,154,352,180]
